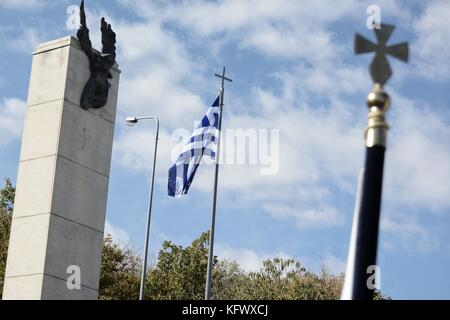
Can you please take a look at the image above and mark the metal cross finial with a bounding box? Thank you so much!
[355,24,408,86]
[215,67,232,94]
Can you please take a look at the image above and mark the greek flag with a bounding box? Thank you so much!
[168,96,220,197]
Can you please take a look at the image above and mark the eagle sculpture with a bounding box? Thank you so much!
[77,0,117,110]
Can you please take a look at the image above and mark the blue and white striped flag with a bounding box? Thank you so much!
[168,96,220,197]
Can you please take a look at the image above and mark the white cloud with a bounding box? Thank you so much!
[111,19,207,128]
[111,0,450,244]
[217,245,346,275]
[0,26,43,54]
[384,94,450,212]
[0,0,48,10]
[10,28,41,53]
[128,0,349,64]
[118,0,412,64]
[0,98,26,146]
[109,35,361,232]
[319,252,347,275]
[414,0,450,81]
[381,214,440,253]
[129,74,363,231]
[114,128,177,183]
[216,245,291,272]
[264,204,345,229]
[104,220,131,248]
[102,16,211,176]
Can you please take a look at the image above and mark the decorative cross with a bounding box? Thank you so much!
[355,24,408,85]
[215,67,232,96]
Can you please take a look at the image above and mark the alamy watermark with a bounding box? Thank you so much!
[171,127,280,176]
[367,5,381,30]
[66,5,80,30]
[366,265,381,290]
[66,265,81,290]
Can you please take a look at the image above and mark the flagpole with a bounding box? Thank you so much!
[341,169,364,300]
[349,84,390,300]
[343,24,408,299]
[205,67,232,300]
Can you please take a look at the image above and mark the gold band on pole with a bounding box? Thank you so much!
[365,83,391,148]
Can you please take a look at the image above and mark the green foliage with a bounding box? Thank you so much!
[0,179,15,299]
[211,260,247,299]
[141,235,388,300]
[146,231,214,300]
[141,234,345,300]
[0,179,14,215]
[211,258,343,300]
[98,235,141,300]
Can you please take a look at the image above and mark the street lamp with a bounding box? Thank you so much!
[125,116,159,300]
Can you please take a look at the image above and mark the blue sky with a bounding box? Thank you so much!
[1,0,450,299]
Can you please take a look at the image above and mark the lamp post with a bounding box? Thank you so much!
[125,116,159,300]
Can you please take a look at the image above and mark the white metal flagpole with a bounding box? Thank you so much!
[341,169,364,300]
[205,67,232,300]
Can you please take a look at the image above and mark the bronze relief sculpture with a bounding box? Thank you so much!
[77,0,117,110]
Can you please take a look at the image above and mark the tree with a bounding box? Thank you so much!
[142,234,345,300]
[212,258,343,300]
[98,235,141,300]
[146,231,215,300]
[211,260,247,299]
[0,179,14,299]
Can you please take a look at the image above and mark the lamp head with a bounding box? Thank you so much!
[125,117,138,126]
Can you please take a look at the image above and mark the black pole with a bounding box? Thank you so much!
[352,146,385,299]
[342,83,390,300]
[343,23,408,300]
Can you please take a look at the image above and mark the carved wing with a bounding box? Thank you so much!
[77,0,93,59]
[101,17,116,68]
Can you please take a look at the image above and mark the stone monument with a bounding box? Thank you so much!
[2,2,120,299]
